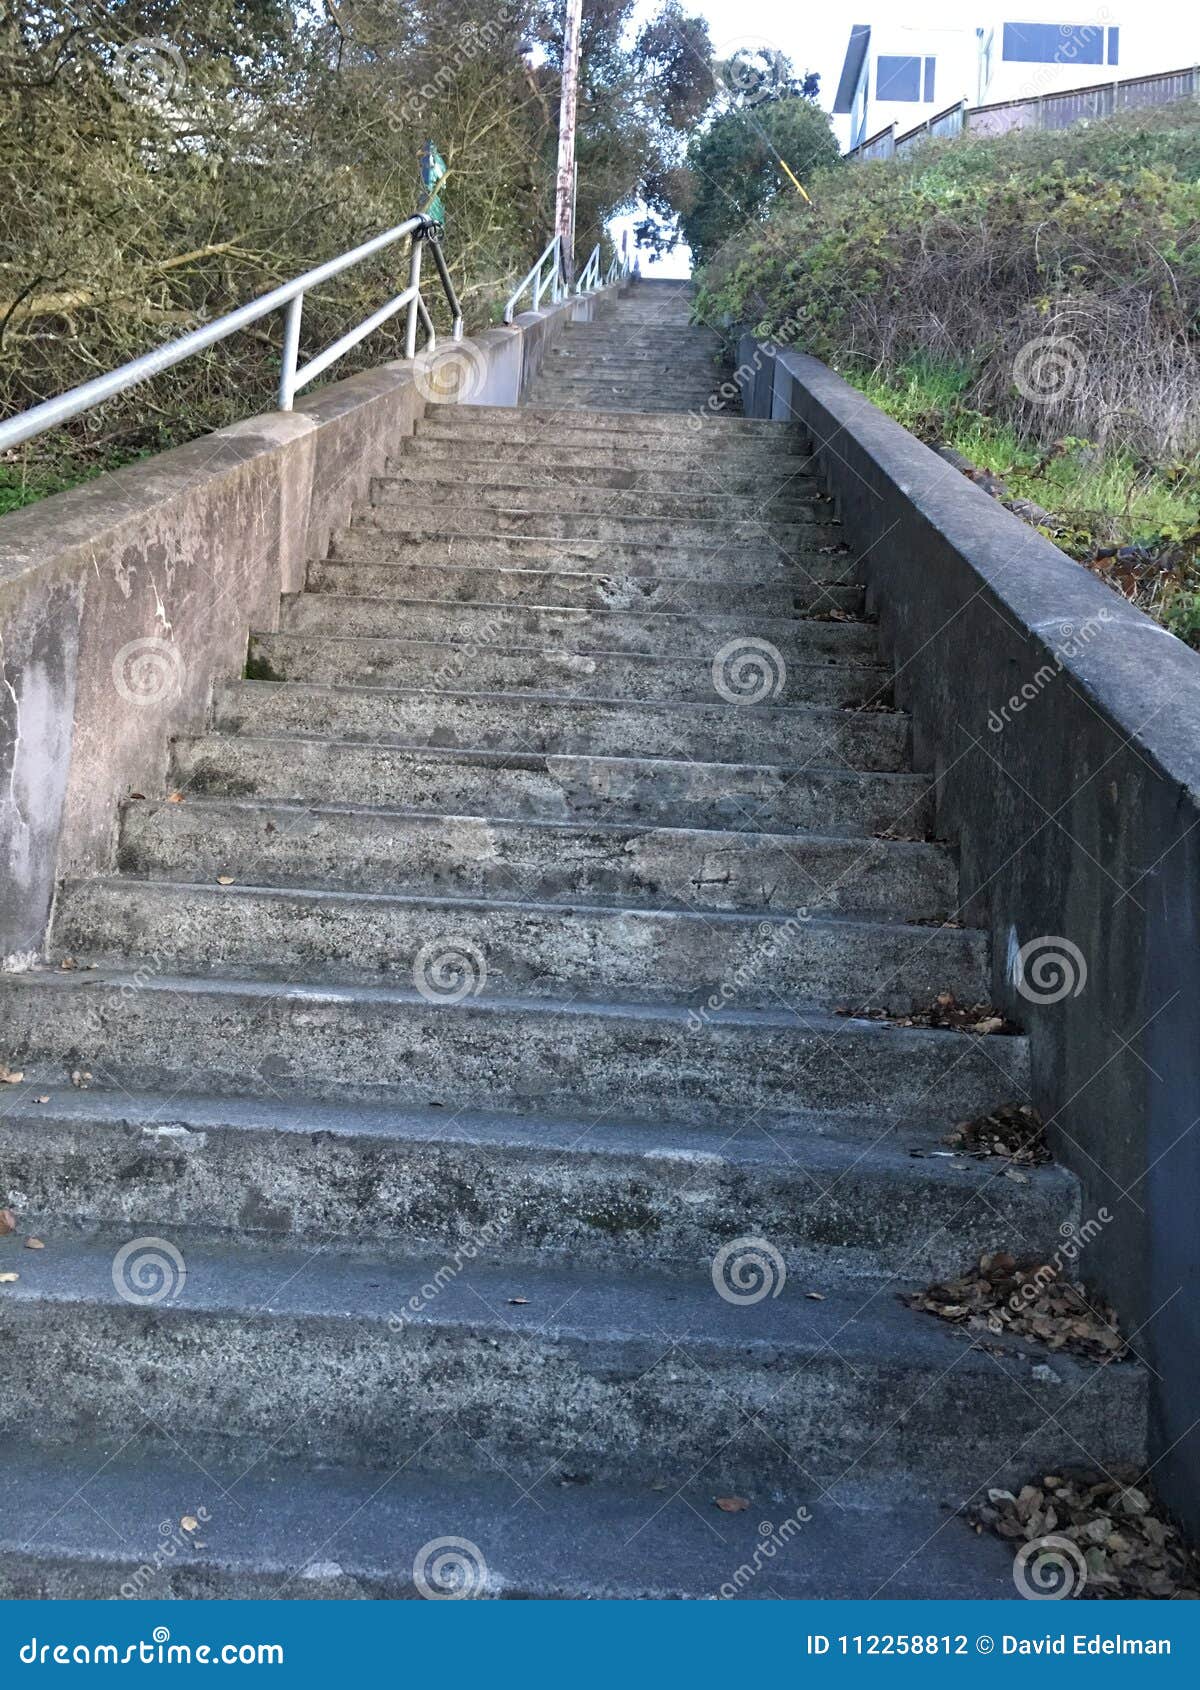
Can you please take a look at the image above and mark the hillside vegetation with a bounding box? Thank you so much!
[0,0,712,508]
[696,103,1200,644]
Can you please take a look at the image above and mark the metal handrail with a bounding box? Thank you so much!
[575,243,602,294]
[0,213,462,454]
[502,235,564,324]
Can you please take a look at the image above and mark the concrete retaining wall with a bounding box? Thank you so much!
[0,285,621,968]
[740,338,1200,1533]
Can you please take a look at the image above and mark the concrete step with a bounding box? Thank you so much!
[0,969,1026,1122]
[328,527,857,585]
[0,1086,1070,1280]
[528,394,735,416]
[0,1440,1023,1599]
[0,1233,1140,1492]
[305,557,863,618]
[395,436,813,474]
[173,736,934,835]
[247,634,889,708]
[422,404,792,440]
[274,595,879,666]
[530,375,727,396]
[216,682,908,769]
[357,503,840,551]
[385,452,821,498]
[413,420,807,463]
[370,475,824,521]
[539,364,723,382]
[118,800,959,919]
[55,879,988,1014]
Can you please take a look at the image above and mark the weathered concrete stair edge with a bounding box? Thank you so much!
[1,966,1031,1114]
[246,633,889,709]
[0,1086,1072,1278]
[54,877,990,1013]
[116,798,959,918]
[213,679,910,767]
[170,734,935,835]
[0,1443,1023,1600]
[0,1234,1144,1493]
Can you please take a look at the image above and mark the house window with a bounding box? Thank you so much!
[1001,22,1106,65]
[876,54,936,103]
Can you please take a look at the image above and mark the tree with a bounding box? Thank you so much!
[677,67,839,268]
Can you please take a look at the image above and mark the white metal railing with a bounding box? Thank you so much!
[503,235,565,324]
[504,235,634,323]
[0,213,462,454]
[575,243,602,294]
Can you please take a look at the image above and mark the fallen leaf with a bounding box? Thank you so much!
[34,1096,50,1104]
[70,1070,93,1089]
[714,1496,750,1513]
[181,1515,199,1533]
[216,875,235,886]
[0,1208,16,1235]
[59,957,77,971]
[507,1297,530,1305]
[25,1237,45,1250]
[0,1273,18,1285]
[167,792,185,803]
[0,1065,24,1085]
[805,1291,826,1300]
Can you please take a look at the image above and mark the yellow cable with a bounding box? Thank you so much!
[776,157,812,203]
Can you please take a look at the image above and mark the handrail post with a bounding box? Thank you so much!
[278,295,304,412]
[404,228,426,360]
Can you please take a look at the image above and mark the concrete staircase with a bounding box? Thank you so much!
[0,279,1143,1599]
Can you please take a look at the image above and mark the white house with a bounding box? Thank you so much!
[833,12,1200,151]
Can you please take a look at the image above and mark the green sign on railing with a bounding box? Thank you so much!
[421,142,447,227]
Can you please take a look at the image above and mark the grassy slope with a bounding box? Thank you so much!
[697,102,1200,646]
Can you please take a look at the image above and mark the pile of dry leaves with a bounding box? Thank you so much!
[944,1103,1051,1166]
[973,1473,1200,1599]
[907,1251,1127,1364]
[835,993,1020,1035]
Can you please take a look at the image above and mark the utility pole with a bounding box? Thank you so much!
[554,0,584,289]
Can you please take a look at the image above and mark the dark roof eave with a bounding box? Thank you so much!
[833,24,871,113]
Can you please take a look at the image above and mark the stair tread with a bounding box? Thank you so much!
[278,590,868,632]
[223,676,897,721]
[0,1081,1025,1172]
[181,729,918,784]
[1,1223,1067,1377]
[67,872,973,938]
[0,1438,1018,1599]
